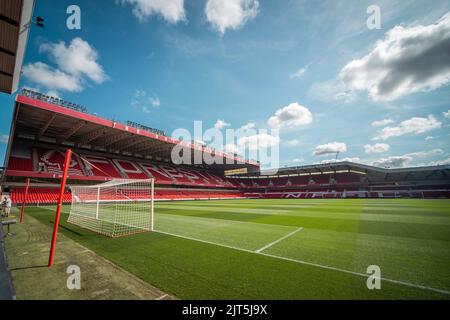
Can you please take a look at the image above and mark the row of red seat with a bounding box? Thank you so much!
[10,188,72,204]
[9,187,245,204]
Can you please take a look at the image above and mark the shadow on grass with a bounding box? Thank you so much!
[59,224,84,237]
[10,265,48,272]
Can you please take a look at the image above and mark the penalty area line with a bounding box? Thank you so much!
[153,229,450,296]
[255,227,303,253]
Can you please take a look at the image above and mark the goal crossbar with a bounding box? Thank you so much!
[68,179,155,238]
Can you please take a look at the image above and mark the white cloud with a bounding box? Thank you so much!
[372,156,412,168]
[23,38,106,93]
[149,97,161,107]
[341,12,450,101]
[238,133,279,151]
[119,0,186,24]
[268,102,313,129]
[205,0,259,34]
[284,139,301,147]
[240,122,256,130]
[214,119,231,130]
[371,149,445,168]
[372,119,395,127]
[444,109,450,119]
[313,142,347,156]
[374,116,442,140]
[292,158,304,164]
[290,65,309,79]
[406,149,444,158]
[0,135,9,144]
[308,79,355,103]
[40,38,107,84]
[319,157,361,164]
[425,136,435,141]
[132,90,161,113]
[364,143,390,154]
[426,157,450,166]
[23,62,83,92]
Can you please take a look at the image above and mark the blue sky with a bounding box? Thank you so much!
[1,0,450,169]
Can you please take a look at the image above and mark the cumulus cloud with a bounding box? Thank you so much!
[444,109,450,119]
[340,12,450,101]
[313,142,347,156]
[118,0,186,24]
[205,0,259,34]
[426,157,450,166]
[23,62,83,92]
[23,38,106,93]
[406,149,444,158]
[214,119,231,130]
[40,38,107,84]
[372,156,412,168]
[319,157,361,165]
[364,143,390,154]
[268,102,313,129]
[371,149,444,168]
[238,133,279,151]
[372,119,395,127]
[240,122,256,130]
[0,135,9,144]
[374,116,441,140]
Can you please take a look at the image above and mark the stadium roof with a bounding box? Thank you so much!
[5,90,260,171]
[235,161,450,182]
[0,0,35,94]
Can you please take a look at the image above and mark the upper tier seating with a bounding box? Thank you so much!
[8,157,34,171]
[8,147,236,188]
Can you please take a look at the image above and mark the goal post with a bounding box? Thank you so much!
[68,179,155,238]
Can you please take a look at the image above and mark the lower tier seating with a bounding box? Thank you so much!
[9,187,246,204]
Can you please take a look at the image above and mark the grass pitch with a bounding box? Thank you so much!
[16,199,450,299]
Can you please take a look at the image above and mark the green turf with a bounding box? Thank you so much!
[26,199,450,299]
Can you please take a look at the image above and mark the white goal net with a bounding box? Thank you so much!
[68,179,154,238]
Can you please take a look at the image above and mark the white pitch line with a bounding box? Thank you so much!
[153,229,450,296]
[156,294,169,300]
[255,228,303,253]
[34,206,450,296]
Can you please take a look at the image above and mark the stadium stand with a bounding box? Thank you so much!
[1,90,449,204]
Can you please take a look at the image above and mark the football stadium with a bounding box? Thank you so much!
[1,88,450,301]
[1,0,450,306]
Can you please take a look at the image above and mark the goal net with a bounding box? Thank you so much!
[68,179,154,238]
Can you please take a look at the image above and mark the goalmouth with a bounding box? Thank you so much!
[68,179,155,238]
